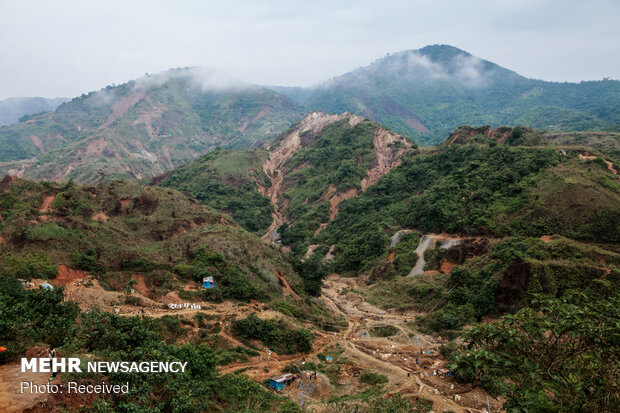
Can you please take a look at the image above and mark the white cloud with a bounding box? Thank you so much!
[0,0,618,99]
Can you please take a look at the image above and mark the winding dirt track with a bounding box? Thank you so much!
[2,264,501,411]
[214,273,502,412]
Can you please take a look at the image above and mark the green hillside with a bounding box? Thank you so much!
[276,45,620,145]
[155,148,274,234]
[275,116,414,255]
[305,127,620,272]
[0,69,302,183]
[543,130,620,162]
[0,176,302,301]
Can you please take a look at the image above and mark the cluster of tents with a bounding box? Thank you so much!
[168,303,201,310]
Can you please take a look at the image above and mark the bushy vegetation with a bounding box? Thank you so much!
[0,251,58,279]
[357,275,446,312]
[231,313,313,355]
[0,278,300,412]
[450,293,620,412]
[277,119,382,256]
[0,178,301,302]
[270,296,347,332]
[0,277,78,362]
[368,325,398,338]
[326,392,432,413]
[359,371,389,386]
[420,237,620,332]
[188,246,268,301]
[158,148,274,233]
[291,252,330,296]
[390,231,421,277]
[318,144,619,271]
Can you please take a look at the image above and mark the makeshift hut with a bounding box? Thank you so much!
[269,373,296,391]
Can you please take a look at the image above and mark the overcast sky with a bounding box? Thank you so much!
[1,0,619,99]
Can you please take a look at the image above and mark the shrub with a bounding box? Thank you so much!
[360,371,388,386]
[72,248,99,271]
[0,252,58,279]
[231,313,313,355]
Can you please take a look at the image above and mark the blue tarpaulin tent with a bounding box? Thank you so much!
[269,373,296,391]
[202,276,215,289]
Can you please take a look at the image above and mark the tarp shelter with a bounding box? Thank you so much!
[41,283,55,290]
[269,373,296,391]
[202,276,215,289]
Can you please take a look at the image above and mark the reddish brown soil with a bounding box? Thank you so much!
[39,196,55,213]
[54,265,91,286]
[387,251,396,263]
[274,270,301,299]
[30,135,44,152]
[131,274,150,297]
[329,187,357,219]
[104,90,146,126]
[0,363,51,413]
[578,153,597,160]
[90,212,108,222]
[439,260,457,274]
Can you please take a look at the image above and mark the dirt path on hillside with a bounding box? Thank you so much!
[325,127,412,222]
[361,128,411,191]
[210,272,502,412]
[27,258,500,411]
[275,270,301,299]
[579,153,619,178]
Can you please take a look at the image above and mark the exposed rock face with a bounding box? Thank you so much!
[260,111,413,240]
[259,112,362,240]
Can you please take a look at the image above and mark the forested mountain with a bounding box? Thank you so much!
[275,45,620,145]
[1,46,619,412]
[154,148,274,234]
[0,68,301,183]
[314,126,619,270]
[1,115,618,411]
[157,112,413,241]
[1,46,618,184]
[0,97,68,127]
[153,115,619,301]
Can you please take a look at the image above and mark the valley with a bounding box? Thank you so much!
[1,239,503,413]
[0,72,618,412]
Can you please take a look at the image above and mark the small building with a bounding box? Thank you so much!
[202,276,215,289]
[41,282,55,291]
[269,373,296,391]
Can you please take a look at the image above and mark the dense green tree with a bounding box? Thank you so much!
[450,293,620,412]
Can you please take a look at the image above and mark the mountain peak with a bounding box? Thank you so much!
[417,44,471,58]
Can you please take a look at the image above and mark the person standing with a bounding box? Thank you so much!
[49,345,58,381]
